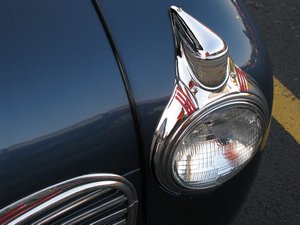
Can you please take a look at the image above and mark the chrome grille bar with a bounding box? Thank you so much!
[0,174,138,225]
[32,189,111,225]
[61,195,127,224]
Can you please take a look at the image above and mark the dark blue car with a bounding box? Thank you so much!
[0,0,273,224]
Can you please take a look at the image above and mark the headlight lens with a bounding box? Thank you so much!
[172,106,263,189]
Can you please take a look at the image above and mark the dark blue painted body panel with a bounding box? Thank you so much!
[0,0,140,208]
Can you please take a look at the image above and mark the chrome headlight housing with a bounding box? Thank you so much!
[150,6,270,193]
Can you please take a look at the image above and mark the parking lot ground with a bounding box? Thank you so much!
[273,78,300,143]
[233,0,300,224]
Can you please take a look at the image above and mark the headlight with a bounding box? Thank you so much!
[172,104,263,189]
[150,6,271,194]
[152,98,268,193]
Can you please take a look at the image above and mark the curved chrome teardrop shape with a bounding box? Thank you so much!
[170,6,229,89]
[150,6,269,193]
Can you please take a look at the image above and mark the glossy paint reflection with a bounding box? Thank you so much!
[0,0,139,208]
[0,0,127,149]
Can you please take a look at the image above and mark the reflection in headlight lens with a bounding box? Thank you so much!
[173,107,263,189]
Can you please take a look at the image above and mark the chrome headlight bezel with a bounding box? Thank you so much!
[150,6,271,194]
[152,94,269,193]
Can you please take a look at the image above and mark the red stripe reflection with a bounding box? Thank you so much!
[235,66,249,92]
[175,86,197,116]
[0,190,61,224]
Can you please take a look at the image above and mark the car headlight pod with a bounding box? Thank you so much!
[150,6,271,193]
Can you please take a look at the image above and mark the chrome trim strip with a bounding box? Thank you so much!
[32,189,111,224]
[90,208,128,225]
[0,174,138,225]
[61,195,127,224]
[113,218,127,225]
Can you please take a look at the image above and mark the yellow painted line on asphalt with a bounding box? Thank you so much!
[273,77,300,143]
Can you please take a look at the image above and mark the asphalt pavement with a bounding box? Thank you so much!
[233,0,300,224]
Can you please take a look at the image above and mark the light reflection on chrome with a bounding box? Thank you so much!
[170,6,229,90]
[0,174,138,225]
[150,6,269,193]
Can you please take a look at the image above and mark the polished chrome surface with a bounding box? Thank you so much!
[150,6,270,193]
[32,189,111,224]
[170,6,229,89]
[61,195,127,224]
[0,174,138,225]
[90,208,127,225]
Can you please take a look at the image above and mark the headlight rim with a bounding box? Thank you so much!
[153,95,269,193]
